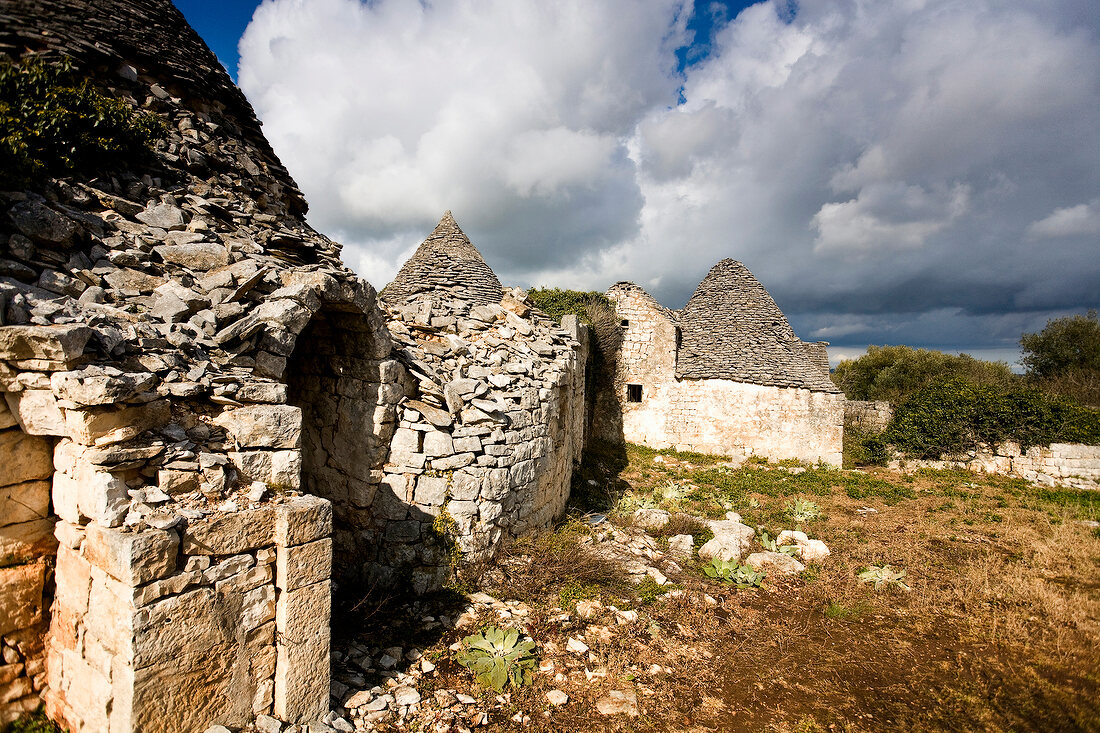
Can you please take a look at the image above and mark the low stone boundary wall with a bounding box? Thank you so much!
[889,442,1100,490]
[844,400,892,433]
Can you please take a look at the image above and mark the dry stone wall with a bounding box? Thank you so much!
[890,442,1100,491]
[844,400,892,433]
[377,291,588,591]
[0,403,54,725]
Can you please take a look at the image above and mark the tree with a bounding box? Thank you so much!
[831,345,1016,404]
[1020,310,1100,378]
[1020,310,1100,407]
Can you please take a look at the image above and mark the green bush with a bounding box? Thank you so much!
[886,378,1100,458]
[832,345,1016,404]
[0,56,165,188]
[843,428,888,468]
[526,287,613,326]
[1021,311,1100,407]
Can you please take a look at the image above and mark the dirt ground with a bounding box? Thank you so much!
[334,443,1100,733]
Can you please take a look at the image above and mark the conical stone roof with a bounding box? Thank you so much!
[381,211,503,307]
[675,259,840,392]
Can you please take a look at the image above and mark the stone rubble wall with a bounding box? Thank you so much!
[375,294,589,592]
[608,285,844,465]
[844,400,893,434]
[0,401,54,726]
[890,442,1100,491]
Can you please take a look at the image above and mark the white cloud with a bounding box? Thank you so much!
[239,0,1100,350]
[1027,199,1100,239]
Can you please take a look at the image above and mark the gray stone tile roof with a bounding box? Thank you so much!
[381,212,503,308]
[675,259,840,392]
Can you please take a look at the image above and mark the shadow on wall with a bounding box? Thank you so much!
[285,307,446,600]
[574,306,629,513]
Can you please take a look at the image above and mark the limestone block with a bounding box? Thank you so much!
[242,584,277,631]
[432,453,474,470]
[65,399,170,446]
[214,405,302,449]
[84,525,177,587]
[385,520,421,542]
[0,480,50,526]
[229,449,302,488]
[390,428,421,455]
[450,472,479,501]
[0,325,92,363]
[0,519,56,566]
[158,468,200,495]
[0,562,45,635]
[0,399,16,430]
[276,538,331,592]
[422,431,453,457]
[275,495,332,547]
[745,551,805,575]
[274,580,331,722]
[53,544,91,615]
[3,390,66,436]
[183,506,275,555]
[124,585,260,730]
[58,647,111,730]
[413,475,448,506]
[203,554,256,584]
[0,429,53,486]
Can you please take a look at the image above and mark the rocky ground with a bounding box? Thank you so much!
[187,443,1100,733]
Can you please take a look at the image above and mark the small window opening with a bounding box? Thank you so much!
[621,319,629,327]
[626,384,643,402]
[674,326,682,350]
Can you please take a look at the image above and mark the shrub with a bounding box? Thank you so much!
[832,345,1016,404]
[0,56,165,188]
[885,378,1100,458]
[844,428,888,467]
[703,558,766,588]
[526,287,613,326]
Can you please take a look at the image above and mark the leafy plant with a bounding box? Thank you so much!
[758,528,800,557]
[786,498,822,523]
[703,558,766,588]
[857,565,911,591]
[0,56,165,188]
[886,377,1100,458]
[456,626,538,691]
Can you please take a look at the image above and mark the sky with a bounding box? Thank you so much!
[173,0,1100,368]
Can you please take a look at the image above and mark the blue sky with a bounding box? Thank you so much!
[174,0,762,81]
[172,0,1100,367]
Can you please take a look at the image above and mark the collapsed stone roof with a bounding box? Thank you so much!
[676,259,839,392]
[380,212,503,308]
[607,281,679,323]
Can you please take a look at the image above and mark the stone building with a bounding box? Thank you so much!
[607,259,844,465]
[0,1,585,730]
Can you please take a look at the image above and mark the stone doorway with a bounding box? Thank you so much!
[285,307,403,592]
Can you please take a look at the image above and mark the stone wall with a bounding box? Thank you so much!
[890,442,1100,491]
[0,402,54,726]
[45,497,331,732]
[376,293,588,592]
[844,400,893,433]
[609,282,844,465]
[622,379,844,465]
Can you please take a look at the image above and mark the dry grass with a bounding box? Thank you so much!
[360,448,1100,732]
